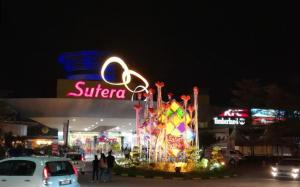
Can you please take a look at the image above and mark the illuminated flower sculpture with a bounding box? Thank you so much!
[137,82,199,164]
[100,57,200,169]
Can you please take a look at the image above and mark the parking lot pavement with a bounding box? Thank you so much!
[78,172,300,187]
[230,162,273,179]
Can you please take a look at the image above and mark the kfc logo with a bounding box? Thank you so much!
[219,109,249,118]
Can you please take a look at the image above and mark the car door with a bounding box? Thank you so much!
[0,160,38,187]
[0,160,13,187]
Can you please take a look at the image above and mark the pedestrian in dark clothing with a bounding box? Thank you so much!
[92,155,99,181]
[124,146,131,159]
[99,153,107,182]
[106,150,115,182]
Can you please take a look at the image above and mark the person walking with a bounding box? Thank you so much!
[106,150,115,182]
[92,155,99,181]
[124,146,131,159]
[99,153,107,182]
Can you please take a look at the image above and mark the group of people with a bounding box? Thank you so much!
[92,150,115,182]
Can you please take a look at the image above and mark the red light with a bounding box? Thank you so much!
[73,165,78,177]
[81,155,84,161]
[43,167,49,179]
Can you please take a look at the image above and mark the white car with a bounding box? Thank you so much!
[271,158,300,179]
[65,152,86,175]
[0,156,80,187]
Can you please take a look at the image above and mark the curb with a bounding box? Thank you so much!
[173,177,184,180]
[117,173,236,180]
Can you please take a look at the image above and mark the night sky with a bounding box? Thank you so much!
[1,2,300,106]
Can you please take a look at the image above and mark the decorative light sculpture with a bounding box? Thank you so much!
[100,56,149,100]
[137,82,199,165]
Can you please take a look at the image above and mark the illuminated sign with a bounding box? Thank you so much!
[214,117,246,126]
[251,108,286,125]
[57,79,129,100]
[67,81,126,99]
[214,108,299,126]
[213,108,249,126]
[58,50,114,81]
[219,109,249,118]
[100,57,149,99]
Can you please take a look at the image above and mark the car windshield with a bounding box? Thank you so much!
[279,159,300,166]
[66,154,82,161]
[46,161,74,176]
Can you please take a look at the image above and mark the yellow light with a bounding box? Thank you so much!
[171,148,180,156]
[184,114,191,124]
[170,102,180,112]
[171,129,181,137]
[159,114,166,123]
[174,162,186,168]
[172,115,183,126]
[36,140,52,145]
[166,122,175,134]
[100,56,149,94]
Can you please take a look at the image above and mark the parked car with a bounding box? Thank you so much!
[0,156,80,187]
[271,158,300,179]
[65,152,86,175]
[223,150,244,165]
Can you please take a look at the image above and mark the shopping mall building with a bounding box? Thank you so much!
[0,50,211,157]
[1,50,298,157]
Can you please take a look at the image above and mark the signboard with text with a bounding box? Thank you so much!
[251,108,286,125]
[214,108,299,127]
[57,79,129,100]
[214,109,249,126]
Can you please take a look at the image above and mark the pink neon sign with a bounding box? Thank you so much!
[67,81,126,99]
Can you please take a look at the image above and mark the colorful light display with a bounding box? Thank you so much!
[99,57,201,171]
[133,82,199,164]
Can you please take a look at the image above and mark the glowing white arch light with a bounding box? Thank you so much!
[100,57,149,100]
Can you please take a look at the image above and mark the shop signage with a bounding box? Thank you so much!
[214,108,248,126]
[51,143,59,155]
[219,109,249,118]
[213,117,246,126]
[57,79,129,100]
[67,81,126,99]
[251,108,286,125]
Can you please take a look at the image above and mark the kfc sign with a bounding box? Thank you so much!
[219,109,249,118]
